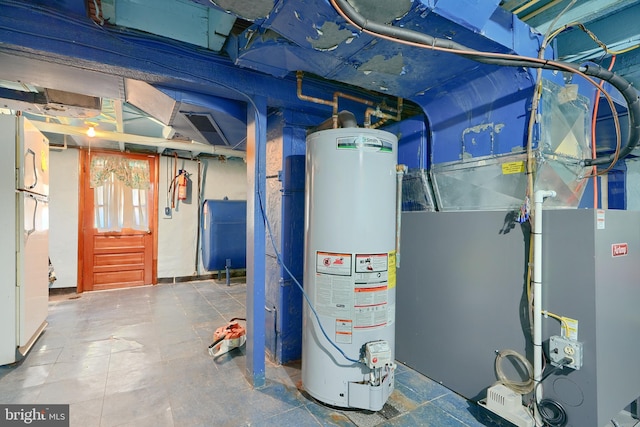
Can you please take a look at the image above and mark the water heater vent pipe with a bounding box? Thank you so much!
[532,190,556,411]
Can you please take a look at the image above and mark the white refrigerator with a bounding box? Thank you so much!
[0,114,49,365]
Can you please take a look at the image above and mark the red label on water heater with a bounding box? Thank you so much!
[612,243,628,257]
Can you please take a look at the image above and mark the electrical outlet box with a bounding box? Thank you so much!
[549,335,583,370]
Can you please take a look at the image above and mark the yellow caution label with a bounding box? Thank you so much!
[502,161,525,175]
[388,251,396,289]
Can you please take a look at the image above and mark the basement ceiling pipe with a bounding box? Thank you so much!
[330,0,640,167]
[297,71,403,128]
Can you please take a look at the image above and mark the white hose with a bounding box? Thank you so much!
[495,349,534,394]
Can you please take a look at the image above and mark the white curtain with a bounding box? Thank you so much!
[91,155,150,232]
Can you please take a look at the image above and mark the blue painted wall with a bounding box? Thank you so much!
[264,110,309,364]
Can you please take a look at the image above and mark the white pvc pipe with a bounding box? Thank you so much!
[395,165,406,268]
[601,174,609,209]
[532,189,556,408]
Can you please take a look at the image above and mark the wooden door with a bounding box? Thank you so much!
[78,150,158,292]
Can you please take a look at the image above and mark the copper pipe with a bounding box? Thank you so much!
[296,71,337,128]
[365,98,403,128]
[296,71,404,128]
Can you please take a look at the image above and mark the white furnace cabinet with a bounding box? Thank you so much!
[0,114,49,365]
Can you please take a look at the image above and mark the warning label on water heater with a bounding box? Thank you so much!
[315,252,354,319]
[314,251,390,329]
[316,252,352,276]
[354,253,389,329]
[335,319,353,344]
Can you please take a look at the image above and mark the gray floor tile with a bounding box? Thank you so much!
[105,360,165,395]
[0,363,52,388]
[252,405,323,427]
[46,354,110,382]
[430,392,484,426]
[117,407,174,427]
[56,339,113,363]
[0,280,493,427]
[68,397,103,427]
[101,385,171,427]
[37,372,108,405]
[0,385,42,404]
[108,347,162,373]
[378,402,468,427]
[21,347,62,367]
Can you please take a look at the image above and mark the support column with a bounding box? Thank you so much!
[246,96,267,388]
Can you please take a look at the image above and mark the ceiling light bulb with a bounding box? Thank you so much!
[87,126,96,137]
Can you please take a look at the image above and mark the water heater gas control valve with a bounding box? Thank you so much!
[364,340,392,369]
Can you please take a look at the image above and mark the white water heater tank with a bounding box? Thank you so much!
[302,127,398,411]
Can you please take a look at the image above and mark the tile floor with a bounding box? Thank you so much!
[0,280,635,427]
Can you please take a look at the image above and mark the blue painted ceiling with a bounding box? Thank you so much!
[0,0,637,157]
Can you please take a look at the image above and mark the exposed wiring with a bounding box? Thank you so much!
[548,22,640,58]
[330,0,637,169]
[5,0,632,170]
[562,37,640,63]
[2,0,629,169]
[532,359,571,427]
[258,184,361,365]
[541,311,571,337]
[516,196,530,223]
[590,55,618,209]
[522,0,574,351]
[538,399,568,427]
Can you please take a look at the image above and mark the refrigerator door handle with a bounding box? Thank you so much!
[26,194,37,238]
[25,148,38,190]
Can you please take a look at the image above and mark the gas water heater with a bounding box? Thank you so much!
[302,128,398,411]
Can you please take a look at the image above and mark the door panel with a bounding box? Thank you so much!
[91,234,150,290]
[79,150,158,292]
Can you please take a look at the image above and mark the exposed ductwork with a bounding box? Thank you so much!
[30,120,246,158]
